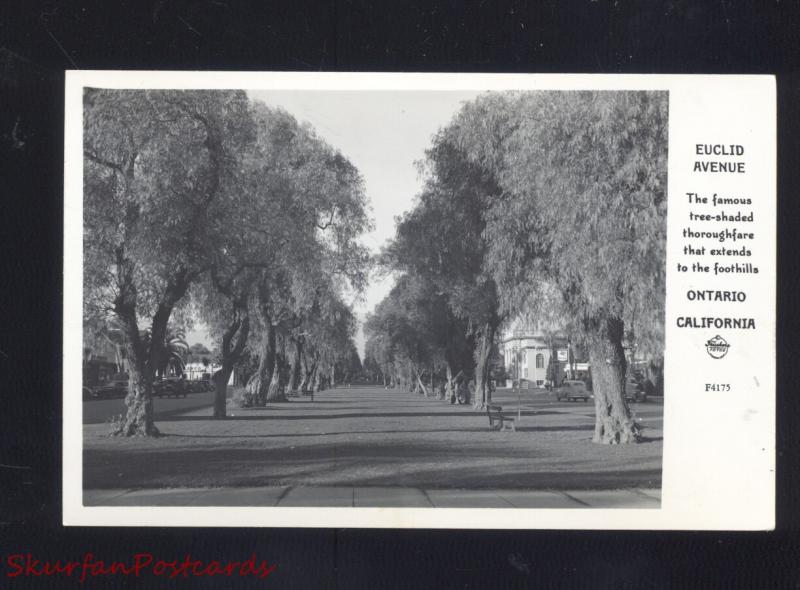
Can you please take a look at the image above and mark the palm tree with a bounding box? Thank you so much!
[140,328,189,378]
[161,330,189,377]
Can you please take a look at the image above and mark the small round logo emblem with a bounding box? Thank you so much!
[705,335,730,359]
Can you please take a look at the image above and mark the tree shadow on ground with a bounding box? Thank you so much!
[84,443,662,491]
[84,436,662,490]
[166,410,563,421]
[352,466,662,490]
[514,425,595,433]
[161,423,602,439]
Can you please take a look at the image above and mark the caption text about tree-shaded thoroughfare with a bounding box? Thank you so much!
[677,143,757,332]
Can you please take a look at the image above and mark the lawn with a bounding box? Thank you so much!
[83,385,663,490]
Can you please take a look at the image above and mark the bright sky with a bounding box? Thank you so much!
[189,90,482,356]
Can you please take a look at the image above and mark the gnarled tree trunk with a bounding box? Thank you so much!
[245,338,267,406]
[117,363,159,436]
[214,363,234,417]
[245,321,277,406]
[300,356,316,394]
[298,352,308,392]
[265,362,286,401]
[214,303,249,418]
[112,262,159,436]
[312,365,323,392]
[287,337,303,393]
[416,370,429,397]
[113,262,190,436]
[444,363,454,401]
[587,315,640,444]
[473,321,496,410]
[260,323,282,402]
[265,337,287,403]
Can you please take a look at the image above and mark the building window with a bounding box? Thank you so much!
[535,353,544,369]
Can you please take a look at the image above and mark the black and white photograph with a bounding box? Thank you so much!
[76,82,668,511]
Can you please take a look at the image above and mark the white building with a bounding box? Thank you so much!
[184,361,233,384]
[500,318,570,387]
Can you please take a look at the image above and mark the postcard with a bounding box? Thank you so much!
[63,72,775,529]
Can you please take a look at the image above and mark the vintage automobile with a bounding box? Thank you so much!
[186,379,213,393]
[153,377,188,398]
[91,379,129,399]
[624,377,648,403]
[554,380,592,402]
[185,380,204,393]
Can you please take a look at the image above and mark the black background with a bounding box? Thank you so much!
[1,1,799,587]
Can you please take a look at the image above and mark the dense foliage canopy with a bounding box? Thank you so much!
[368,90,668,443]
[84,90,370,434]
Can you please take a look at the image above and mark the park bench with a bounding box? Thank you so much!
[486,403,516,432]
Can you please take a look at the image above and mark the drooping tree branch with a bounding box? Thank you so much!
[316,207,336,230]
[84,149,125,176]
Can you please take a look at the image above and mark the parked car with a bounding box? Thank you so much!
[555,380,592,402]
[186,379,213,393]
[185,380,203,393]
[153,377,188,398]
[82,386,98,400]
[624,377,648,403]
[92,379,129,399]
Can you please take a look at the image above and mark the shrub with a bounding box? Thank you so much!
[227,386,251,408]
[107,413,126,436]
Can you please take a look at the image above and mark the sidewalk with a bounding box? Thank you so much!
[84,486,661,509]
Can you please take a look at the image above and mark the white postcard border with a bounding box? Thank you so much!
[64,71,776,529]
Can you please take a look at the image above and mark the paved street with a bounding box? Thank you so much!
[83,389,216,424]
